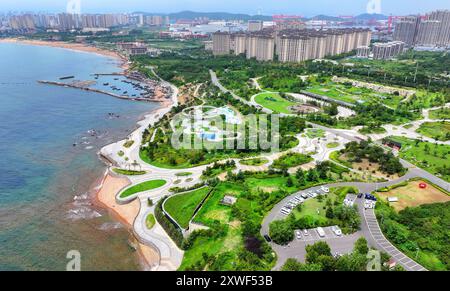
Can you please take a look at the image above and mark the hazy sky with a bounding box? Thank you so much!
[1,0,449,16]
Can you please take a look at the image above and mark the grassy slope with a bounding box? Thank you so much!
[416,122,450,141]
[165,187,211,229]
[254,92,296,114]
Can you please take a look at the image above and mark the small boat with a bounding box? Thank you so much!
[59,76,75,80]
[103,83,109,86]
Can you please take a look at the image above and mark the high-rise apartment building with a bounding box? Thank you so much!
[212,28,371,63]
[372,41,405,60]
[393,10,450,47]
[248,20,263,32]
[393,16,420,46]
[212,32,232,55]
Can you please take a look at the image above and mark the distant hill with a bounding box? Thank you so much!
[354,13,388,20]
[133,10,388,22]
[311,15,344,21]
[135,10,272,21]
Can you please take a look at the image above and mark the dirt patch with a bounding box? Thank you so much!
[258,186,278,193]
[342,155,400,181]
[378,180,450,212]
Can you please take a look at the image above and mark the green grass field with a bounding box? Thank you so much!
[239,157,269,166]
[145,214,156,229]
[194,183,241,226]
[416,121,450,141]
[326,142,340,149]
[429,108,450,120]
[272,153,313,170]
[164,187,211,229]
[387,136,450,182]
[254,92,296,114]
[292,187,357,223]
[305,78,403,108]
[120,179,167,198]
[306,128,326,139]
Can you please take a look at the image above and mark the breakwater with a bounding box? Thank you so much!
[38,80,161,103]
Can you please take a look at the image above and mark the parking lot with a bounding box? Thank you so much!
[294,226,345,242]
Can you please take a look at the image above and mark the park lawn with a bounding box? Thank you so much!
[164,187,211,229]
[377,180,450,212]
[306,78,404,108]
[245,176,299,194]
[416,121,450,141]
[240,157,269,166]
[329,151,353,168]
[145,214,156,229]
[388,136,450,182]
[306,128,325,139]
[254,92,296,114]
[120,179,167,198]
[179,224,242,271]
[194,183,243,226]
[429,107,450,120]
[272,153,313,170]
[292,187,357,223]
[326,142,340,149]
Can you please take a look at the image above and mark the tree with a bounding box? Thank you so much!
[354,237,369,255]
[306,241,332,264]
[326,207,334,219]
[296,169,306,186]
[286,177,294,187]
[335,253,367,271]
[269,220,294,245]
[325,103,339,116]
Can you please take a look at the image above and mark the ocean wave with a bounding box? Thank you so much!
[66,206,102,221]
[98,222,123,231]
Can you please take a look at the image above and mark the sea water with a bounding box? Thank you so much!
[0,43,159,270]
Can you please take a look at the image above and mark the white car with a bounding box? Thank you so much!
[296,231,302,240]
[303,229,309,236]
[331,226,342,236]
[301,193,309,199]
[321,186,330,193]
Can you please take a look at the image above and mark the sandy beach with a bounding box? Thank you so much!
[94,173,160,270]
[0,38,129,70]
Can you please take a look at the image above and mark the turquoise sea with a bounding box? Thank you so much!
[0,43,159,270]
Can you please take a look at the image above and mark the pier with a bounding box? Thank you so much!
[37,80,163,103]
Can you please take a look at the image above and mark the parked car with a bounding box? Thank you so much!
[331,226,342,236]
[303,229,309,236]
[321,186,330,193]
[296,231,302,240]
[264,235,272,242]
[317,227,326,238]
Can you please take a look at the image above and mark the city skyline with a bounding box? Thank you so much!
[1,0,449,17]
